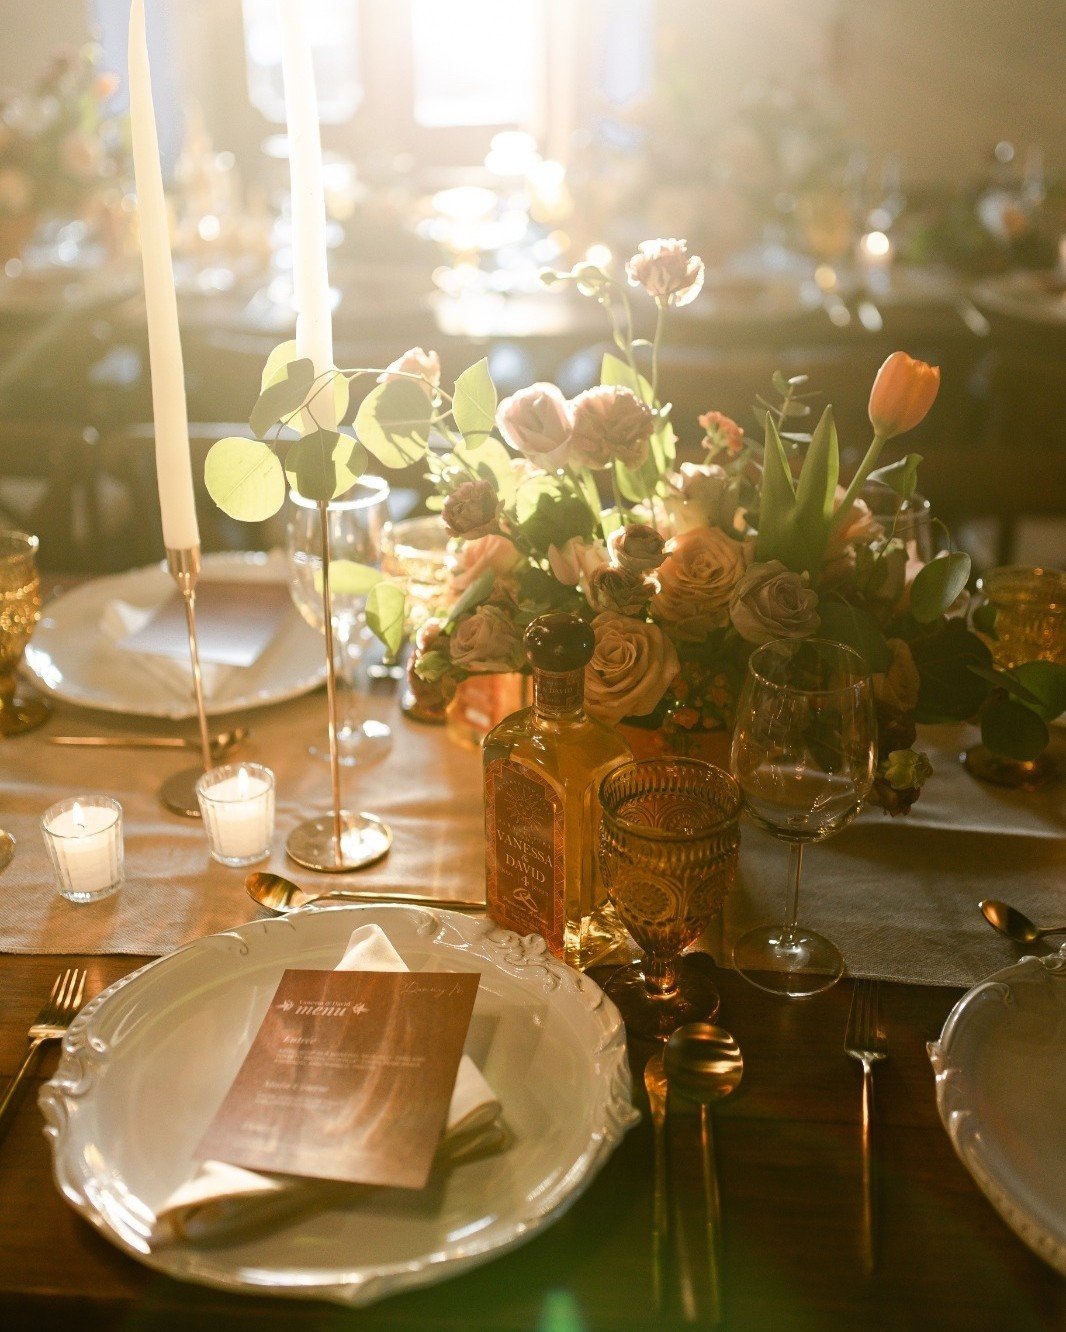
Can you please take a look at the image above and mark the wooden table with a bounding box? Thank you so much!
[1,953,1061,1330]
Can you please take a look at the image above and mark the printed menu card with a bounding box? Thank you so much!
[197,968,481,1190]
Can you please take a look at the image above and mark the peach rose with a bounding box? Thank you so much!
[652,527,750,641]
[585,613,680,724]
[496,382,573,470]
[569,384,655,471]
[547,537,608,589]
[663,462,732,535]
[449,605,525,673]
[625,238,705,307]
[442,479,499,538]
[446,534,522,596]
[587,565,654,616]
[378,347,441,399]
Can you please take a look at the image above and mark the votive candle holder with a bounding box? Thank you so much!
[41,796,124,903]
[196,763,275,867]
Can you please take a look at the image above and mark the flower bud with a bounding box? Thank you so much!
[868,352,940,439]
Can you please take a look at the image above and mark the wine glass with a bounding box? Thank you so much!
[598,758,741,1040]
[0,530,50,736]
[731,638,876,998]
[286,478,392,766]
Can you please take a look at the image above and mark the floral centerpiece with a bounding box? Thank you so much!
[0,46,127,261]
[204,237,1065,814]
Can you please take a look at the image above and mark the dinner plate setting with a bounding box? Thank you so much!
[23,551,326,719]
[39,904,639,1307]
[928,944,1066,1275]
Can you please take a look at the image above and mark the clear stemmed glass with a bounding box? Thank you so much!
[598,758,742,1040]
[286,479,392,767]
[0,530,50,736]
[731,638,877,998]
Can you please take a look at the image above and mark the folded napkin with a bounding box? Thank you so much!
[102,599,235,700]
[151,924,503,1246]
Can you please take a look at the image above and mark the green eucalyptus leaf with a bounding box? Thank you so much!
[971,602,998,638]
[815,600,892,672]
[981,694,1050,761]
[1008,660,1066,720]
[425,494,446,511]
[771,369,789,395]
[249,357,315,437]
[283,428,344,503]
[966,663,1046,710]
[204,436,286,522]
[869,453,923,502]
[452,358,497,449]
[295,373,350,434]
[601,352,654,404]
[260,339,298,392]
[911,620,992,722]
[314,559,382,598]
[452,436,517,502]
[355,380,432,469]
[618,454,658,503]
[909,552,971,624]
[366,581,405,657]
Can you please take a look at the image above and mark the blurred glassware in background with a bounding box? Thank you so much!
[286,480,392,767]
[0,530,50,736]
[976,566,1066,669]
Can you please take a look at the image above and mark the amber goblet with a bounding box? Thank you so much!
[0,530,50,736]
[598,758,741,1041]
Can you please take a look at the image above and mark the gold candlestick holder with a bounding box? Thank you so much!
[158,545,215,817]
[286,499,393,872]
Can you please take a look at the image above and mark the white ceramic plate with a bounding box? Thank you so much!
[928,944,1066,1274]
[40,905,638,1307]
[24,551,326,719]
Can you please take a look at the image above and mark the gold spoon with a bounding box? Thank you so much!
[980,898,1066,946]
[49,726,249,756]
[246,870,484,914]
[644,1052,671,1318]
[665,1023,744,1327]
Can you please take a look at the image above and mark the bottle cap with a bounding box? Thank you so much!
[524,612,595,673]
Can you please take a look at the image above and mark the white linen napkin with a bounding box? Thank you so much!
[101,600,235,700]
[151,924,503,1246]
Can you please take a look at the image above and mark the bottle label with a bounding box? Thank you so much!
[484,757,564,955]
[533,668,583,718]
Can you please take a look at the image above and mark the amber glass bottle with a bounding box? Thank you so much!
[483,612,632,970]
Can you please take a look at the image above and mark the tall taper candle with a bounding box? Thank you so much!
[128,0,199,550]
[278,0,336,430]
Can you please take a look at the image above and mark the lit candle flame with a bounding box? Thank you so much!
[237,767,249,800]
[73,801,85,833]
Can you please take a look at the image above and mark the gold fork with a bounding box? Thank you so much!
[845,978,888,1274]
[0,968,87,1142]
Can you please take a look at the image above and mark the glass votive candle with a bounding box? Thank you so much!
[196,763,275,867]
[41,796,124,903]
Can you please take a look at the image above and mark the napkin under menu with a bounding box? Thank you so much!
[195,968,480,1191]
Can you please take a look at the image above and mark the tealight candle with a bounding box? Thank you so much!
[196,764,275,867]
[41,797,124,903]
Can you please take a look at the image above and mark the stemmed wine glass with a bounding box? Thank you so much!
[598,758,742,1040]
[286,478,392,766]
[731,638,876,998]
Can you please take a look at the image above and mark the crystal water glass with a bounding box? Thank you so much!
[0,529,50,736]
[731,638,876,997]
[286,479,392,766]
[598,758,741,1040]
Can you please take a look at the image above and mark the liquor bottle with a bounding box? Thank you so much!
[483,612,632,970]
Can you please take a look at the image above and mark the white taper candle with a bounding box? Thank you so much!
[278,0,336,431]
[128,0,199,550]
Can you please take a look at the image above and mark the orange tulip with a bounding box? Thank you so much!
[867,352,941,439]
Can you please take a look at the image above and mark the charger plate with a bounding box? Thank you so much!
[39,905,638,1307]
[928,944,1066,1275]
[24,550,325,719]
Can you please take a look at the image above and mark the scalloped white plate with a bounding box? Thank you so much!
[928,945,1066,1274]
[39,905,638,1307]
[23,551,326,719]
